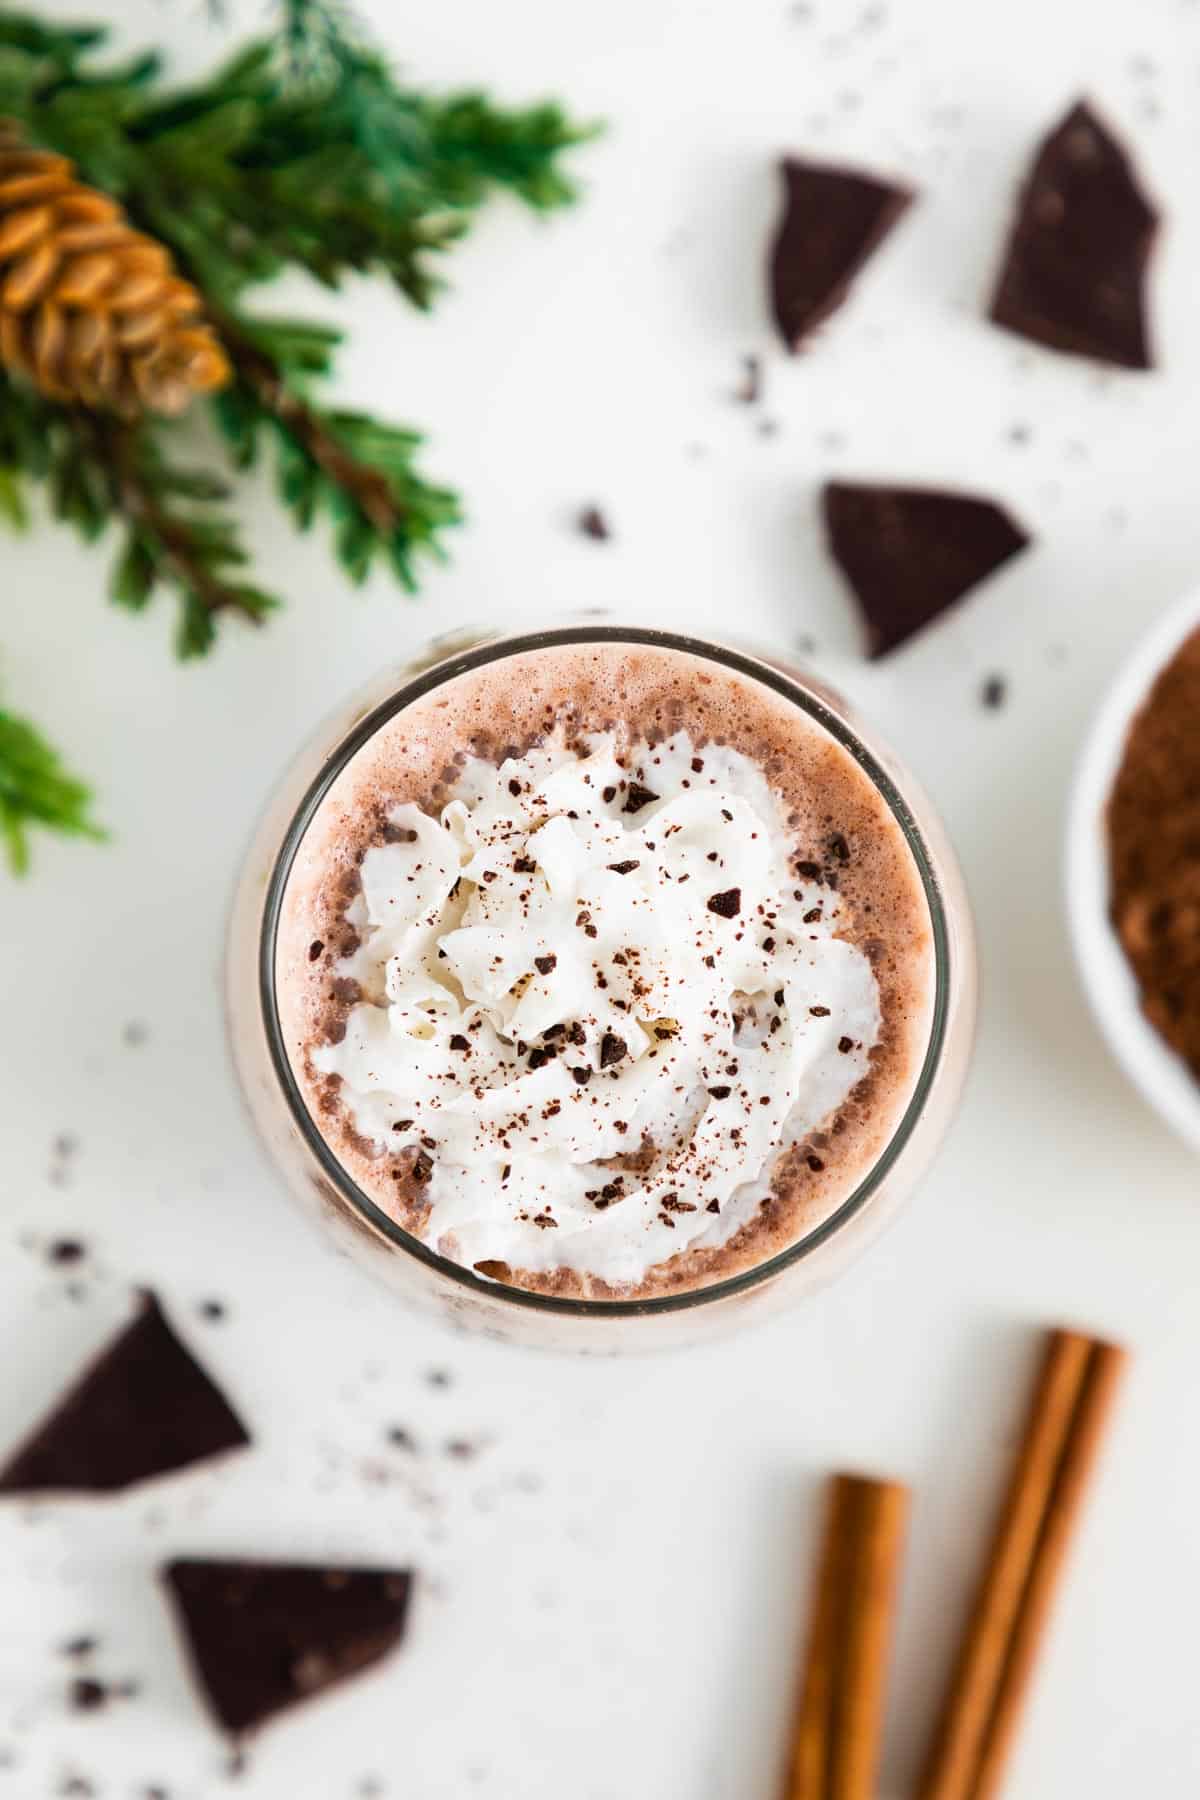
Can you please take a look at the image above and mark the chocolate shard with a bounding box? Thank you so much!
[821,481,1030,658]
[990,100,1158,369]
[162,1559,413,1735]
[0,1292,249,1496]
[769,157,914,351]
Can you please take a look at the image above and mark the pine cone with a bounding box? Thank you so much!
[0,123,229,417]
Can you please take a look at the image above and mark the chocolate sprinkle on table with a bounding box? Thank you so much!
[576,505,611,541]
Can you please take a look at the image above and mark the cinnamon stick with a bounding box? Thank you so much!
[785,1472,910,1800]
[830,1477,910,1800]
[970,1339,1126,1800]
[918,1329,1126,1800]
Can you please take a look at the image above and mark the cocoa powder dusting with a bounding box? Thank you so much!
[1109,627,1200,1080]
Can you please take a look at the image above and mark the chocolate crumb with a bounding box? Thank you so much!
[47,1239,86,1266]
[706,1200,720,1213]
[508,779,522,797]
[810,1005,831,1017]
[707,887,741,918]
[806,1153,826,1172]
[622,783,659,814]
[570,1066,592,1085]
[448,1034,471,1053]
[607,860,641,875]
[600,1033,628,1069]
[838,1036,854,1053]
[308,939,324,962]
[707,1085,732,1100]
[69,1677,108,1712]
[534,954,557,975]
[577,505,611,541]
[733,353,763,405]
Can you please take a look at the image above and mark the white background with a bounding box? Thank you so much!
[2,0,1200,1794]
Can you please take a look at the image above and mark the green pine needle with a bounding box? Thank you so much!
[0,699,105,874]
[0,1,594,871]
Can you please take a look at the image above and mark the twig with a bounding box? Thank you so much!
[214,315,404,534]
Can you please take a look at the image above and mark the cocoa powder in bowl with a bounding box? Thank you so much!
[1108,625,1200,1081]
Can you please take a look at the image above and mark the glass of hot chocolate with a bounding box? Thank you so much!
[227,624,976,1349]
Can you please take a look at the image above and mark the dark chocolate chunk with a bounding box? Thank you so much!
[162,1559,412,1736]
[769,156,914,350]
[576,505,611,541]
[533,954,557,975]
[706,887,742,918]
[0,1292,249,1496]
[606,860,640,875]
[622,784,659,815]
[821,480,1030,657]
[307,940,324,962]
[990,100,1158,369]
[599,1032,628,1069]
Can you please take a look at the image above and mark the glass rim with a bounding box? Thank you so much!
[258,623,952,1320]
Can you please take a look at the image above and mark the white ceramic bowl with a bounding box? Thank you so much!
[1066,588,1200,1152]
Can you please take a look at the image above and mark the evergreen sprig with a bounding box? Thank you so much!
[0,692,104,874]
[0,0,594,868]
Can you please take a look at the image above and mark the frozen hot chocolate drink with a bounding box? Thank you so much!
[273,637,937,1301]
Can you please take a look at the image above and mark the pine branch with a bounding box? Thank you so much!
[0,9,597,308]
[0,376,274,658]
[84,412,277,656]
[0,694,104,874]
[212,310,461,587]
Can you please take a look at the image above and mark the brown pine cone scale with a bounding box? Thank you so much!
[0,123,229,416]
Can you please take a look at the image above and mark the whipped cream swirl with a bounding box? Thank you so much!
[315,731,881,1287]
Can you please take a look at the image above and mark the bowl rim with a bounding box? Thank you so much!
[1065,585,1200,1152]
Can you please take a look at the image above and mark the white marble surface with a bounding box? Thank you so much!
[3,0,1200,1793]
